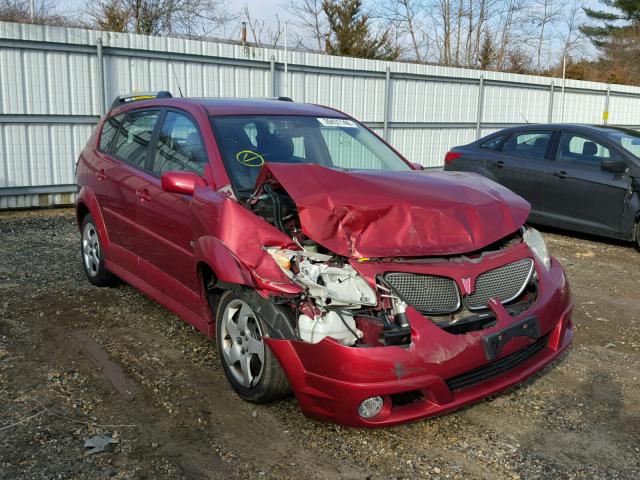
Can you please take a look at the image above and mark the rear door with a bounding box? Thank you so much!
[135,109,210,308]
[96,110,160,267]
[485,129,554,218]
[544,131,630,234]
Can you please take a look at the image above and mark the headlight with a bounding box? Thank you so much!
[523,227,551,270]
[265,247,377,307]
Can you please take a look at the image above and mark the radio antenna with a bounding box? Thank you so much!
[168,54,184,97]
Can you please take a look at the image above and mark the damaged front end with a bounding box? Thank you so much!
[234,164,573,427]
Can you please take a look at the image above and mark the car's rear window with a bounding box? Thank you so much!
[480,135,505,150]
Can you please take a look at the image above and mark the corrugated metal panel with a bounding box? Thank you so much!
[3,20,640,208]
[388,128,477,167]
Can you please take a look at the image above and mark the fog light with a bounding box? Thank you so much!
[358,396,384,419]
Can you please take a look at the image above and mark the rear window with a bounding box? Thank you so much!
[502,131,551,159]
[99,114,124,152]
[480,135,505,150]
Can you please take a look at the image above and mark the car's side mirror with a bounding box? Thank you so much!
[601,159,628,174]
[161,171,207,196]
[410,162,425,170]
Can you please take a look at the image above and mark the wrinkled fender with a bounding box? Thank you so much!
[193,236,255,287]
[76,186,110,255]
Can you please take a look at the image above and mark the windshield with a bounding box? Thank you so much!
[210,115,411,192]
[604,128,640,159]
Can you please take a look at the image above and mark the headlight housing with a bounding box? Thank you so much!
[265,247,377,307]
[522,227,551,270]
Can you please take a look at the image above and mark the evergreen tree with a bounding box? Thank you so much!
[322,0,399,60]
[478,31,495,70]
[580,0,640,49]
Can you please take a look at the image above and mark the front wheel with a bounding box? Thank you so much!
[216,290,290,403]
[80,214,116,287]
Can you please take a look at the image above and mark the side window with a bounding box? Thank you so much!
[480,135,505,150]
[559,133,610,166]
[152,112,208,176]
[502,131,551,159]
[320,128,379,169]
[99,114,124,152]
[112,110,159,169]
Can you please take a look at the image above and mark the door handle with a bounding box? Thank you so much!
[492,160,505,168]
[136,188,151,202]
[97,169,107,181]
[553,171,570,179]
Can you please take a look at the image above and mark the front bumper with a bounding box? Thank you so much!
[266,255,573,427]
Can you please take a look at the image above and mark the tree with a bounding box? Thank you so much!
[89,0,235,38]
[478,29,494,69]
[89,0,129,32]
[0,0,79,26]
[243,5,285,48]
[530,0,562,72]
[322,0,400,60]
[282,0,327,50]
[580,0,640,85]
[580,0,640,49]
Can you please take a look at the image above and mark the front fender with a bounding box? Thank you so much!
[193,236,254,287]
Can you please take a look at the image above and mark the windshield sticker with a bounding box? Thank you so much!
[317,118,358,128]
[236,150,265,167]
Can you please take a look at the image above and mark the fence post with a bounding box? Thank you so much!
[476,75,484,139]
[270,56,276,97]
[383,65,391,140]
[603,85,610,125]
[547,81,555,123]
[96,37,106,116]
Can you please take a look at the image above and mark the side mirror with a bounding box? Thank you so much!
[601,159,627,174]
[410,162,425,170]
[161,171,207,196]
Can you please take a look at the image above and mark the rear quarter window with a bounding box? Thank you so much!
[480,135,506,150]
[99,114,124,152]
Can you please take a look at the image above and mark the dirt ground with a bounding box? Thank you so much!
[0,208,638,480]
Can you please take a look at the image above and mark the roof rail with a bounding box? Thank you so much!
[253,96,294,102]
[110,91,172,110]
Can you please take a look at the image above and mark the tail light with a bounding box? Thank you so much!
[444,151,462,164]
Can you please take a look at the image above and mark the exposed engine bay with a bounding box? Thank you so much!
[248,182,539,348]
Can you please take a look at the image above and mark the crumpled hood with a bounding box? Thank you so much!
[256,163,530,258]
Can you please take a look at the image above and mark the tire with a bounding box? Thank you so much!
[80,214,116,287]
[216,290,290,403]
[636,222,640,250]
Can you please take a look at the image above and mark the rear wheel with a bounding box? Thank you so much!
[80,214,116,287]
[216,290,290,403]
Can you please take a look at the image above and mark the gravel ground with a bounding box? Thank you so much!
[0,208,638,480]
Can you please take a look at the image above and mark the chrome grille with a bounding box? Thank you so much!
[383,273,460,314]
[466,258,534,310]
[383,258,534,315]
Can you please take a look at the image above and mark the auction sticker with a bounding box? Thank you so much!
[317,118,358,128]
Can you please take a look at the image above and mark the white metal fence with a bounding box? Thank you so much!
[2,21,640,209]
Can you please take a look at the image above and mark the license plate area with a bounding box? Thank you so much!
[482,316,540,361]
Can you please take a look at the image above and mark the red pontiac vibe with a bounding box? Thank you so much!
[75,92,573,427]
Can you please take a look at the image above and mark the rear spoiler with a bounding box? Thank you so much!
[110,91,173,110]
